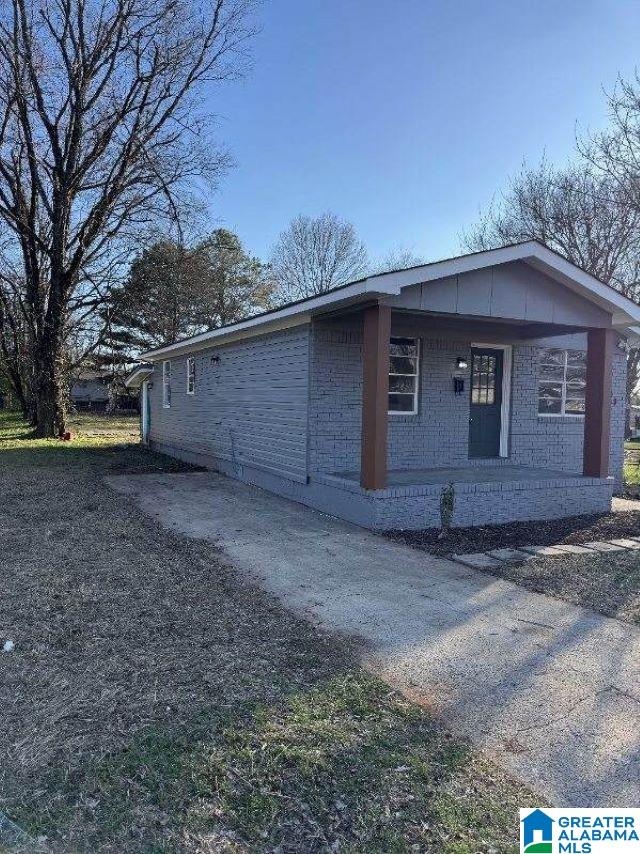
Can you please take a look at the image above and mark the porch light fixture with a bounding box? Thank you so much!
[456,356,469,370]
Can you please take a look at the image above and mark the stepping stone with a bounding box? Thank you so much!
[582,540,625,552]
[486,548,532,563]
[451,552,503,569]
[607,538,640,550]
[519,544,571,557]
[551,544,598,555]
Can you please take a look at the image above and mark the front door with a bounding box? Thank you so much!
[468,347,503,458]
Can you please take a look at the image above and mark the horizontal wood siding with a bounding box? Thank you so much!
[148,326,310,481]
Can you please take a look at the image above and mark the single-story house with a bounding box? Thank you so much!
[72,368,139,413]
[134,241,640,531]
[70,369,112,410]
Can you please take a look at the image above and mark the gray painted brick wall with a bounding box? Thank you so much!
[148,325,310,481]
[147,309,625,531]
[308,315,626,484]
[308,321,363,474]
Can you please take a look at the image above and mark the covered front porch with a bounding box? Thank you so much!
[303,245,630,530]
[311,462,612,530]
[358,304,617,490]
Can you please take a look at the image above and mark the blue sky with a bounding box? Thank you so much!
[206,0,640,264]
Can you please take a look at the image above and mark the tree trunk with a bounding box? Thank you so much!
[15,383,31,424]
[33,341,66,438]
[2,367,29,421]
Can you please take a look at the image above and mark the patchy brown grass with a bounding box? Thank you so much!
[387,513,640,625]
[1,412,534,852]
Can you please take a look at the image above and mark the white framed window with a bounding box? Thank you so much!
[162,360,171,408]
[538,348,586,416]
[186,357,195,395]
[389,337,419,414]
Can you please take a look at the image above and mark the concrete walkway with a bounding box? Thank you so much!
[612,496,640,512]
[107,472,640,807]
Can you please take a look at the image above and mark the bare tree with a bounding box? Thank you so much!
[463,159,640,396]
[372,246,425,275]
[0,0,255,436]
[581,72,640,212]
[270,212,368,302]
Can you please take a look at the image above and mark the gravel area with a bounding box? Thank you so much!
[1,415,535,853]
[387,514,640,625]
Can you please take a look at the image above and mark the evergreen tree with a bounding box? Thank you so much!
[99,232,273,368]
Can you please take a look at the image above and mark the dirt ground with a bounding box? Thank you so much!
[0,413,534,853]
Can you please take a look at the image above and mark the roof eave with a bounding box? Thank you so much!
[124,366,153,388]
[139,240,640,361]
[140,282,397,362]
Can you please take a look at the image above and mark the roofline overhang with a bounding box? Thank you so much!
[140,240,640,362]
[124,366,154,388]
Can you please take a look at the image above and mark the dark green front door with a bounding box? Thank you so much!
[469,347,503,458]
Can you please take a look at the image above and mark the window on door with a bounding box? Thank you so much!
[471,353,498,405]
[388,337,419,414]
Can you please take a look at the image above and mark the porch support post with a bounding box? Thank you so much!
[361,303,391,489]
[583,327,615,478]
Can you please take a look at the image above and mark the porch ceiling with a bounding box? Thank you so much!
[388,310,590,341]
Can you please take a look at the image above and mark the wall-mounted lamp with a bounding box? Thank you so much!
[211,355,221,363]
[453,355,468,395]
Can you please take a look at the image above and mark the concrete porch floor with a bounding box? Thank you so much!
[337,463,584,487]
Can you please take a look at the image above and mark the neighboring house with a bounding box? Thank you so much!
[629,405,640,439]
[71,369,139,413]
[135,241,640,531]
[70,370,111,411]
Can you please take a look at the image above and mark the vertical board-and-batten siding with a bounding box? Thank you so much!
[148,325,310,481]
[387,260,611,327]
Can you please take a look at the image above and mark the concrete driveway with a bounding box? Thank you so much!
[107,471,640,807]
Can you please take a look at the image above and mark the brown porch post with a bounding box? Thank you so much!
[583,327,616,477]
[361,303,391,489]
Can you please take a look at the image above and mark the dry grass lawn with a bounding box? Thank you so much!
[0,412,535,853]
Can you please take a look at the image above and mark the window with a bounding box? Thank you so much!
[471,353,498,405]
[162,360,171,407]
[389,337,419,414]
[538,349,586,416]
[187,357,195,395]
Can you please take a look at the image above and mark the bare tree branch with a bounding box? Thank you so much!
[270,212,368,302]
[0,0,256,434]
